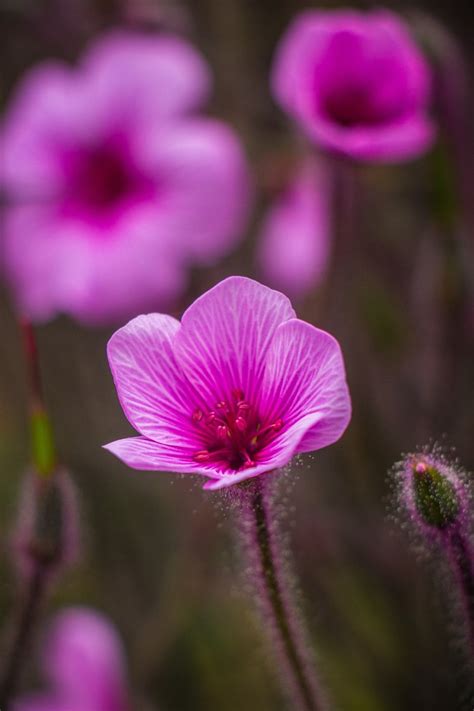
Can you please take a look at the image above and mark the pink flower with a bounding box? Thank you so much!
[105,276,351,490]
[13,608,129,711]
[272,10,435,162]
[1,32,250,324]
[257,159,331,298]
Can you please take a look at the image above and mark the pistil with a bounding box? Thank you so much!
[191,390,283,472]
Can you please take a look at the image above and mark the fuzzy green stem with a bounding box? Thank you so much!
[246,479,325,711]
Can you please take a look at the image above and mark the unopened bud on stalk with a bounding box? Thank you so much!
[395,447,474,663]
[399,450,467,535]
[12,468,80,582]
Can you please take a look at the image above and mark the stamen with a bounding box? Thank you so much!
[235,416,247,432]
[216,425,231,440]
[272,418,284,432]
[241,450,255,468]
[194,450,210,462]
[232,388,245,402]
[191,391,283,472]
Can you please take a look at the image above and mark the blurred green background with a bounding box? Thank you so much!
[1,1,474,709]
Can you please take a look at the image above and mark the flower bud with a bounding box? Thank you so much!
[395,448,474,662]
[412,459,460,529]
[399,450,467,534]
[12,468,80,582]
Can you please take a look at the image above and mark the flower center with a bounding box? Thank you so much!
[321,81,404,128]
[63,140,155,225]
[192,389,283,472]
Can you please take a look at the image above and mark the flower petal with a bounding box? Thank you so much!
[12,697,70,711]
[0,62,85,197]
[107,314,200,445]
[271,10,333,118]
[43,608,128,711]
[174,276,295,405]
[306,113,435,162]
[261,319,351,452]
[3,206,186,324]
[138,119,251,264]
[104,436,218,479]
[81,31,211,128]
[258,159,331,297]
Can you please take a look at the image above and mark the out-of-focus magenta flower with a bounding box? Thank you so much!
[258,159,331,298]
[13,608,129,711]
[1,32,250,324]
[105,276,351,490]
[271,10,435,162]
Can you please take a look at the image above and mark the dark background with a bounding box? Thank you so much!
[1,1,474,709]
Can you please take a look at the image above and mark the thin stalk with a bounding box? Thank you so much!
[240,478,325,711]
[448,529,474,660]
[0,563,49,710]
[321,156,358,325]
[0,320,58,708]
[20,319,56,478]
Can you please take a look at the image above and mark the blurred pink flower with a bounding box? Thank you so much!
[105,276,351,490]
[1,32,250,324]
[258,159,331,298]
[272,10,435,162]
[13,608,129,711]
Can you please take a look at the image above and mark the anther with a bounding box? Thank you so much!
[235,416,247,432]
[272,418,284,432]
[216,425,231,440]
[241,450,255,468]
[192,409,203,423]
[194,450,210,462]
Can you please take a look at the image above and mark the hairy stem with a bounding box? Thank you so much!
[448,528,474,661]
[240,477,325,711]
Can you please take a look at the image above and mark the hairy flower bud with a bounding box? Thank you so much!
[412,459,461,529]
[398,450,468,535]
[394,446,474,663]
[12,468,80,582]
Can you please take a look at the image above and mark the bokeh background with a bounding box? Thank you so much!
[1,1,474,709]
